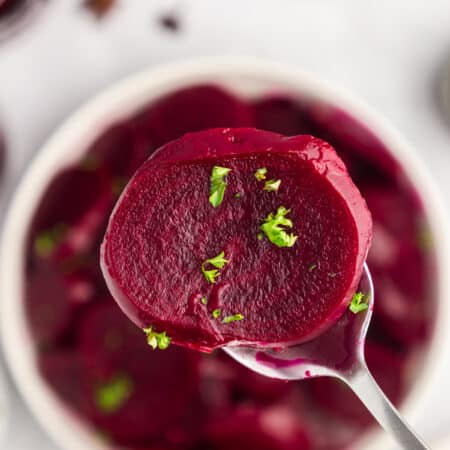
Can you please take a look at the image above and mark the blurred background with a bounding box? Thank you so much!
[1,1,450,449]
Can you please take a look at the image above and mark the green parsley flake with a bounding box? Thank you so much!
[209,166,231,208]
[200,297,208,305]
[34,223,67,257]
[95,374,133,414]
[143,327,171,350]
[201,251,229,284]
[212,309,221,319]
[202,268,219,284]
[222,314,244,324]
[255,167,268,181]
[264,179,281,192]
[260,206,298,248]
[308,264,317,272]
[257,233,264,241]
[349,292,368,314]
[234,193,242,198]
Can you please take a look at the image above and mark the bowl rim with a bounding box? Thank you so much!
[1,56,449,450]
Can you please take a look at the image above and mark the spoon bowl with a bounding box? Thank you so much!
[224,264,429,450]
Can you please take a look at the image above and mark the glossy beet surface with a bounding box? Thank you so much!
[25,85,435,450]
[102,128,372,351]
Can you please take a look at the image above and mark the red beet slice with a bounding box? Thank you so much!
[0,0,27,18]
[84,123,149,180]
[102,128,372,351]
[38,351,86,414]
[29,167,114,264]
[25,262,75,346]
[252,97,316,137]
[370,268,430,346]
[132,85,254,151]
[362,186,421,241]
[205,406,311,450]
[77,302,200,442]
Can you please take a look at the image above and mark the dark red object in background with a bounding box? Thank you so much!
[83,0,116,19]
[26,85,435,450]
[0,0,28,18]
[158,13,180,33]
[0,0,46,42]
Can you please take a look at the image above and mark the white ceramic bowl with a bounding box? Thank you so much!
[1,58,449,450]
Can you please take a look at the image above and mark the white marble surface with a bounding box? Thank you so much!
[1,1,450,448]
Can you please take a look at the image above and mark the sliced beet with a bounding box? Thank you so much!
[63,266,98,305]
[38,351,86,414]
[25,262,75,346]
[132,85,254,151]
[301,102,401,182]
[77,302,200,442]
[252,97,316,137]
[205,406,311,450]
[101,128,372,351]
[370,269,430,346]
[0,0,27,18]
[84,123,149,180]
[362,186,421,241]
[29,167,114,264]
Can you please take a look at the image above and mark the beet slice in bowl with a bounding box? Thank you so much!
[131,85,254,151]
[101,128,372,352]
[204,406,312,450]
[77,302,200,443]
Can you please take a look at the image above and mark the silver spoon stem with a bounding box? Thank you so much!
[342,361,429,450]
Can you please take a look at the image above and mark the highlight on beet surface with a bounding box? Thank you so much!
[0,3,449,450]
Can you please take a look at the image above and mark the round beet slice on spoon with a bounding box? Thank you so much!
[101,128,372,352]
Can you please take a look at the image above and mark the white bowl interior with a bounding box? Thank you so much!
[1,58,449,450]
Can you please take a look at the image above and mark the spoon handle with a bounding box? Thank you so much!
[343,363,429,450]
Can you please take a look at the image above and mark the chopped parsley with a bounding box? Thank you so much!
[143,327,171,350]
[201,251,229,284]
[257,233,264,241]
[34,223,67,257]
[209,166,231,207]
[254,167,267,181]
[222,314,244,324]
[200,297,208,305]
[264,179,281,192]
[234,193,242,198]
[349,292,368,314]
[308,264,317,272]
[212,309,221,319]
[260,206,298,248]
[95,374,133,414]
[202,268,219,284]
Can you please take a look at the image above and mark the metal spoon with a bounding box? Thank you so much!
[224,264,429,450]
